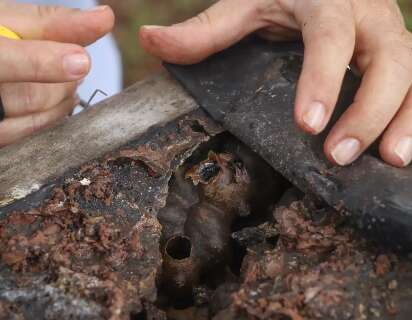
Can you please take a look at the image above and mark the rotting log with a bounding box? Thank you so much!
[0,71,198,208]
[0,105,223,319]
[0,67,411,320]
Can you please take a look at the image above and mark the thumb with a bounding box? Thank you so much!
[139,0,266,65]
[0,2,114,46]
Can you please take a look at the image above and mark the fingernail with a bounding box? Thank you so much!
[302,101,326,133]
[395,136,412,166]
[63,53,90,78]
[86,5,109,12]
[331,138,362,166]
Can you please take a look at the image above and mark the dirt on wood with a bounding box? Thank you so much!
[0,111,411,320]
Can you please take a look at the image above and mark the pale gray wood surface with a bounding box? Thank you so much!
[0,72,198,207]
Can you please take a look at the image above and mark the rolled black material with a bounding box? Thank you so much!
[165,37,412,251]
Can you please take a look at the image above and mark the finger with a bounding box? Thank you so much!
[380,87,412,167]
[1,82,77,117]
[0,38,90,82]
[0,96,78,147]
[324,52,412,166]
[139,0,268,64]
[0,3,114,46]
[293,0,356,135]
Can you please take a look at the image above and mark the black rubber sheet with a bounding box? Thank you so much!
[165,37,412,251]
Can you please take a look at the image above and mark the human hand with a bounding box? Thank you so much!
[139,0,412,168]
[0,2,114,147]
[0,82,79,147]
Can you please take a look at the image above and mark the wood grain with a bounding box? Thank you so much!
[0,72,198,207]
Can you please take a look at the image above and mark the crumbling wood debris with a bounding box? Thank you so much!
[158,141,283,307]
[1,109,412,320]
[0,111,223,320]
[214,201,412,320]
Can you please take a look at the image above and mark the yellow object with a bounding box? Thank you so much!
[0,26,20,40]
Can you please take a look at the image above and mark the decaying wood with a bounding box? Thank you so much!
[0,72,198,208]
[0,109,223,319]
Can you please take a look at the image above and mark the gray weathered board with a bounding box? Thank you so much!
[0,72,198,208]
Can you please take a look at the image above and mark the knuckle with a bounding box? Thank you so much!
[378,3,404,27]
[195,11,212,27]
[318,27,354,49]
[375,9,397,25]
[83,8,114,38]
[193,10,220,52]
[22,84,42,113]
[372,27,412,70]
[303,10,355,51]
[378,46,412,76]
[392,59,412,78]
[306,28,355,62]
[29,55,43,82]
[29,114,39,135]
[35,5,62,19]
[253,0,271,19]
[1,85,19,116]
[30,112,48,134]
[393,50,412,70]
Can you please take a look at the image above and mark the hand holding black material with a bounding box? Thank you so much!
[165,38,412,251]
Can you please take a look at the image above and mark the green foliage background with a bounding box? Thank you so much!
[400,0,412,30]
[101,0,412,86]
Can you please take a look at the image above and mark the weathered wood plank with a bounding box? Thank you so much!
[0,71,198,207]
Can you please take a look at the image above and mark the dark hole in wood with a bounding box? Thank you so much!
[189,121,208,134]
[130,310,147,320]
[266,235,279,247]
[166,236,192,260]
[229,238,247,277]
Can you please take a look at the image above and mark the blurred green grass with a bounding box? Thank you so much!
[399,0,412,30]
[101,0,213,85]
[102,0,412,86]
